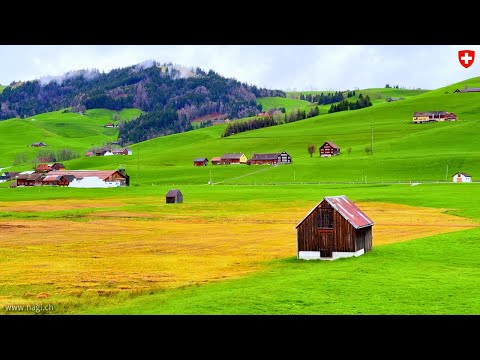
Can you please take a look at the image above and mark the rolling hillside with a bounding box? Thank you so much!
[5,76,472,186]
[0,108,142,170]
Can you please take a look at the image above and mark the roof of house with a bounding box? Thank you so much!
[251,153,280,161]
[31,142,45,145]
[321,141,340,149]
[221,153,245,160]
[211,157,222,162]
[3,172,19,177]
[454,172,471,177]
[166,189,182,197]
[47,170,126,180]
[455,88,480,92]
[295,195,374,230]
[193,157,208,162]
[36,164,52,170]
[16,174,30,180]
[43,175,64,182]
[27,173,44,180]
[413,111,448,117]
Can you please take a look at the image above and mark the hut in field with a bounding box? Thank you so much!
[166,189,183,203]
[193,157,209,166]
[452,172,472,183]
[295,195,374,260]
[319,141,340,157]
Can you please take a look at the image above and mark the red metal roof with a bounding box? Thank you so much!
[295,195,374,229]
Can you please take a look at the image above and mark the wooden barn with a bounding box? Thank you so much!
[220,153,247,164]
[319,141,340,157]
[452,172,472,183]
[211,157,222,165]
[193,157,209,166]
[295,195,374,260]
[250,153,280,165]
[166,189,183,203]
[42,175,70,186]
[278,150,292,164]
[31,142,47,147]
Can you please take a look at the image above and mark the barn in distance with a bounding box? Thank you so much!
[166,189,183,203]
[295,195,374,260]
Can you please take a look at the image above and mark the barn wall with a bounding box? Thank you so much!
[297,206,320,252]
[333,212,356,253]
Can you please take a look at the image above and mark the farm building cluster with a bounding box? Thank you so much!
[412,111,458,124]
[194,151,292,166]
[85,148,132,157]
[5,168,129,188]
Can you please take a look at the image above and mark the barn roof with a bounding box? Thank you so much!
[27,173,44,180]
[43,175,63,181]
[295,195,374,229]
[36,164,51,170]
[221,153,245,160]
[321,141,340,149]
[413,111,448,117]
[194,157,208,162]
[166,189,182,197]
[47,170,126,180]
[454,172,471,177]
[251,153,280,161]
[455,88,480,92]
[211,157,222,162]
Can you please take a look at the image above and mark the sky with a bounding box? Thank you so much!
[0,45,479,91]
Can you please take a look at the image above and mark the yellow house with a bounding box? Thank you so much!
[413,111,458,124]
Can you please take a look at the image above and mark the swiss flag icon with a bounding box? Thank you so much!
[459,50,475,68]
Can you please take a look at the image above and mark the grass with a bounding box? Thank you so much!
[257,96,313,113]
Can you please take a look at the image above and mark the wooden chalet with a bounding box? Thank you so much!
[452,172,472,183]
[31,142,47,147]
[412,111,457,124]
[211,157,222,165]
[319,141,340,157]
[48,170,129,187]
[42,175,70,186]
[193,157,209,166]
[295,195,374,260]
[16,174,29,186]
[166,189,183,203]
[220,153,247,164]
[112,148,132,155]
[25,173,44,186]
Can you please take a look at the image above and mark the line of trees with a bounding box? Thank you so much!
[298,91,355,105]
[328,94,372,113]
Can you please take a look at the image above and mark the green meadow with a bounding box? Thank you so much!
[1,78,480,314]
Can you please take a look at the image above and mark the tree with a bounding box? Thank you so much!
[308,144,316,157]
[347,147,352,155]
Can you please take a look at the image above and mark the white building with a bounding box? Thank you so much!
[452,172,472,183]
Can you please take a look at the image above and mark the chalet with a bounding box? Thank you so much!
[42,175,70,186]
[295,195,374,260]
[35,163,52,173]
[31,142,46,147]
[386,97,404,102]
[454,88,480,93]
[278,151,292,164]
[24,173,44,186]
[85,151,94,157]
[112,148,131,156]
[319,141,340,157]
[250,153,280,165]
[51,163,65,171]
[452,172,472,183]
[211,157,222,165]
[166,189,183,203]
[48,170,129,187]
[193,157,209,166]
[16,174,29,186]
[412,111,458,124]
[220,153,248,165]
[104,122,115,128]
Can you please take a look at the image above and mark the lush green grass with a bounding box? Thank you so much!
[257,96,313,113]
[0,108,142,170]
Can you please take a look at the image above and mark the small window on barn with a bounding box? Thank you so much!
[317,208,333,229]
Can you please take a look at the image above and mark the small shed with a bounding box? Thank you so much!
[211,157,222,165]
[453,172,472,183]
[295,195,374,260]
[166,189,183,203]
[319,141,340,157]
[193,157,209,166]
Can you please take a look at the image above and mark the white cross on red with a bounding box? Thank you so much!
[461,52,473,65]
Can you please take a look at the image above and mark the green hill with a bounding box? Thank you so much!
[19,76,474,186]
[257,96,312,112]
[0,108,142,169]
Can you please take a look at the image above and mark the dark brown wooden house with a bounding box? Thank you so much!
[166,189,183,203]
[42,175,70,186]
[193,157,209,166]
[295,195,374,260]
[319,141,340,157]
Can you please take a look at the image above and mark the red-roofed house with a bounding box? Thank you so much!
[295,195,374,260]
[319,141,340,157]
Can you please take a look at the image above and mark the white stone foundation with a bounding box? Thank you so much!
[298,249,365,261]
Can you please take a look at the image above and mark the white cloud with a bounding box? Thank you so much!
[0,45,479,90]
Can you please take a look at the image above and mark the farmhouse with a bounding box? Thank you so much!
[166,189,183,203]
[249,151,292,165]
[454,88,480,93]
[48,170,129,187]
[452,172,472,183]
[35,163,65,173]
[386,97,404,102]
[104,122,116,128]
[295,195,374,260]
[220,153,247,164]
[211,157,222,165]
[319,141,340,157]
[412,111,458,124]
[42,175,70,186]
[112,148,132,155]
[25,173,44,186]
[193,157,209,166]
[31,142,47,147]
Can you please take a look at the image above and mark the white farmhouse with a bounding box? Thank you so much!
[452,172,472,183]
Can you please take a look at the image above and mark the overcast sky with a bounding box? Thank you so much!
[0,45,478,91]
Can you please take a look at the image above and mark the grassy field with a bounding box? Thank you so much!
[1,77,480,314]
[257,96,313,113]
[0,108,142,170]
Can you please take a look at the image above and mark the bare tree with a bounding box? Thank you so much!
[308,144,316,157]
